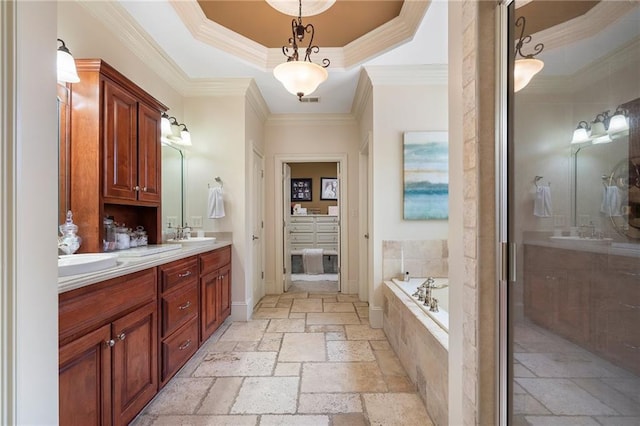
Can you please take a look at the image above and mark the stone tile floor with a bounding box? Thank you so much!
[513,320,640,426]
[132,292,435,426]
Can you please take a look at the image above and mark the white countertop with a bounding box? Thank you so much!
[524,236,640,258]
[58,240,232,294]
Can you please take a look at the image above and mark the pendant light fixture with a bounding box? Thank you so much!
[266,0,335,17]
[273,0,330,101]
[513,16,544,92]
[57,39,80,83]
[161,113,192,147]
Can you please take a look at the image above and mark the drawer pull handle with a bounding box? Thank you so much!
[105,339,115,348]
[178,271,192,278]
[621,271,640,277]
[623,342,640,351]
[619,302,640,310]
[117,332,126,341]
[178,301,192,310]
[179,340,192,351]
[545,276,558,280]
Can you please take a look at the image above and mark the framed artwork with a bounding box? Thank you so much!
[320,177,338,200]
[291,178,312,201]
[403,131,449,220]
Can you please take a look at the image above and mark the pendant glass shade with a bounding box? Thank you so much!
[274,61,328,99]
[589,120,606,138]
[571,127,590,144]
[514,58,544,92]
[179,129,192,146]
[266,0,335,16]
[57,40,80,83]
[607,113,629,135]
[161,115,172,138]
[592,134,612,144]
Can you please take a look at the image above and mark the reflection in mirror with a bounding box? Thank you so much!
[162,143,184,229]
[58,83,71,226]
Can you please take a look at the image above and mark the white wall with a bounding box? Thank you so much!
[263,115,360,295]
[369,83,449,324]
[14,1,59,422]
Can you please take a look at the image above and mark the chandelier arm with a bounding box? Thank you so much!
[515,15,544,59]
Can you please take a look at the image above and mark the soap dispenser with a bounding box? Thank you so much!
[58,210,82,255]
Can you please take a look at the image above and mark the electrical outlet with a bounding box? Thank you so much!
[167,216,178,227]
[191,216,203,228]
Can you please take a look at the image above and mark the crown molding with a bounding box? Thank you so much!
[78,0,191,95]
[364,64,448,86]
[171,0,429,70]
[266,113,356,127]
[351,69,373,120]
[182,78,253,97]
[535,1,638,52]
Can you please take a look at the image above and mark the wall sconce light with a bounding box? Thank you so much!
[570,106,629,145]
[161,112,192,147]
[513,16,544,92]
[273,0,330,101]
[57,38,80,83]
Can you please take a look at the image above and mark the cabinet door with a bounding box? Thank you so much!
[219,263,232,321]
[200,271,220,344]
[137,102,161,204]
[59,324,112,426]
[103,79,138,202]
[111,302,158,426]
[524,271,559,329]
[554,270,591,345]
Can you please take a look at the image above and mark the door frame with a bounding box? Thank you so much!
[274,153,349,294]
[251,147,265,306]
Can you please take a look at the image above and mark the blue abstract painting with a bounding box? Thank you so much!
[403,132,449,220]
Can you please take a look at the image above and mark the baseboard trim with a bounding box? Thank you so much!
[231,300,252,322]
[369,306,383,328]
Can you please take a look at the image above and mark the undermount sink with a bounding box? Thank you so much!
[166,237,217,244]
[58,253,119,277]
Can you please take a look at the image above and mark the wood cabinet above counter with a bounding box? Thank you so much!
[69,59,167,252]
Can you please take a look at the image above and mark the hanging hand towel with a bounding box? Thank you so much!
[600,185,622,217]
[208,187,226,219]
[302,248,324,275]
[533,185,552,217]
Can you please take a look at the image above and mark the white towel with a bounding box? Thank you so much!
[533,185,552,217]
[600,186,622,217]
[208,187,225,219]
[302,248,324,275]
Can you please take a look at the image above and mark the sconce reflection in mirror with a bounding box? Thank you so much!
[571,107,629,145]
[514,16,544,92]
[57,39,80,83]
[161,112,192,147]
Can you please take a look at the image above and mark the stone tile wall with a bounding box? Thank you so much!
[382,240,449,281]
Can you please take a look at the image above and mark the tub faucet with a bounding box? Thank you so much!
[429,298,439,313]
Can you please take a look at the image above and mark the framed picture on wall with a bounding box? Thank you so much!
[320,177,338,200]
[291,178,312,201]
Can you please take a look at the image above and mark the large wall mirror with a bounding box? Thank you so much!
[161,143,185,229]
[57,84,71,226]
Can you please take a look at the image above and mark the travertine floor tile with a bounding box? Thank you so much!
[289,312,306,319]
[363,393,434,426]
[258,334,283,352]
[337,294,361,302]
[517,378,617,415]
[331,413,368,426]
[515,353,622,378]
[298,393,362,414]
[219,320,268,341]
[193,351,277,377]
[301,362,387,393]
[276,299,294,308]
[231,377,299,414]
[306,312,361,325]
[146,415,258,425]
[356,306,369,318]
[291,298,323,313]
[306,325,345,333]
[197,377,243,414]
[572,378,640,415]
[260,415,329,425]
[323,302,355,313]
[274,362,301,376]
[370,340,392,351]
[234,341,260,351]
[385,375,416,392]
[260,295,280,304]
[279,333,326,362]
[279,292,308,299]
[327,340,375,362]
[374,350,407,376]
[253,307,291,319]
[144,378,213,414]
[524,416,600,426]
[595,416,640,426]
[326,331,346,341]
[513,394,551,415]
[345,324,386,341]
[266,319,306,333]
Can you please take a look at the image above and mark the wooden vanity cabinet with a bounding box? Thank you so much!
[200,246,232,343]
[70,59,167,252]
[59,269,158,426]
[158,256,199,386]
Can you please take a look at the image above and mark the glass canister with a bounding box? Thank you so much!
[115,224,130,250]
[135,226,148,246]
[128,228,138,248]
[103,217,117,252]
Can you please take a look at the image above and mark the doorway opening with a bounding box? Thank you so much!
[283,161,341,293]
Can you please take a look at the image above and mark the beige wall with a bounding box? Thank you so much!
[289,162,339,215]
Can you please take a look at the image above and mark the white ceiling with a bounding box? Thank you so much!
[117,0,449,114]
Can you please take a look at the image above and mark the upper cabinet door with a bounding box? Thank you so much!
[137,102,161,204]
[103,79,138,202]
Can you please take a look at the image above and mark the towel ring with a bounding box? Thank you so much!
[534,176,543,188]
[208,177,223,188]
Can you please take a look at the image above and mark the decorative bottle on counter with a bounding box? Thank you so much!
[103,216,117,252]
[59,210,82,255]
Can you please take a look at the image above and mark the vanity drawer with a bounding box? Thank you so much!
[316,243,338,252]
[160,317,198,384]
[291,233,314,243]
[316,216,338,223]
[161,282,198,338]
[290,223,314,233]
[290,216,314,223]
[159,256,198,293]
[316,223,338,233]
[316,233,338,244]
[200,246,231,275]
